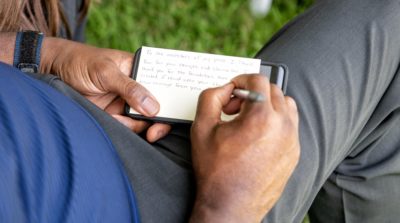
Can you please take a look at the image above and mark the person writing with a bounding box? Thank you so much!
[1,0,400,222]
[0,0,299,222]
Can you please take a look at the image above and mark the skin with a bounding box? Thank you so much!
[40,37,172,142]
[0,33,171,142]
[0,33,300,221]
[190,75,300,222]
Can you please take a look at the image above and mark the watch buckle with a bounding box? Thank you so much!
[17,63,39,73]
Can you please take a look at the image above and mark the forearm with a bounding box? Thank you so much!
[190,200,254,223]
[0,32,16,65]
[190,204,232,223]
[0,32,67,74]
[189,179,263,223]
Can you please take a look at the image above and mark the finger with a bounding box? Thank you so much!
[104,97,125,114]
[194,83,235,127]
[231,74,271,93]
[270,84,286,111]
[222,97,243,115]
[107,72,160,117]
[86,93,118,110]
[285,96,299,126]
[231,74,273,115]
[112,114,151,133]
[146,123,172,143]
[106,50,134,75]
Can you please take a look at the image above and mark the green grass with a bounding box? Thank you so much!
[86,1,312,222]
[86,0,313,57]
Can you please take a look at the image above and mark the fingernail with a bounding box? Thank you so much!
[142,97,159,116]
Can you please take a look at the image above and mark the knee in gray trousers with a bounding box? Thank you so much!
[256,0,400,222]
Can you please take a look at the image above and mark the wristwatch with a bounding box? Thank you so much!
[13,30,44,73]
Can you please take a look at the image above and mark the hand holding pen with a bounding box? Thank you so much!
[232,89,266,102]
[191,74,300,222]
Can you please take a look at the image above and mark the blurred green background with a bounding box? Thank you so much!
[86,0,313,57]
[86,1,313,222]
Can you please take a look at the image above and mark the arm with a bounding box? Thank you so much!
[0,32,170,142]
[0,32,16,65]
[190,74,300,222]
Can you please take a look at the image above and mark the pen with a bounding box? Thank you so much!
[232,89,266,102]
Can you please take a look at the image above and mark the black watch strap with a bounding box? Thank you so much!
[13,31,44,73]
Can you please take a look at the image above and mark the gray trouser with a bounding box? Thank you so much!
[39,0,400,222]
[255,0,400,222]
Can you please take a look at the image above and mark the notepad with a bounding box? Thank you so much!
[126,46,282,123]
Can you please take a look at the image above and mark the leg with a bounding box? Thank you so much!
[0,63,138,222]
[309,116,400,222]
[30,1,400,222]
[256,0,400,222]
[30,73,195,222]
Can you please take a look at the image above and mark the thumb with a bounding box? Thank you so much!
[194,83,234,126]
[108,70,160,117]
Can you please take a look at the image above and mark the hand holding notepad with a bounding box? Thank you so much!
[125,46,288,123]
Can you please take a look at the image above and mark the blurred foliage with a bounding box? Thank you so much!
[86,0,313,57]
